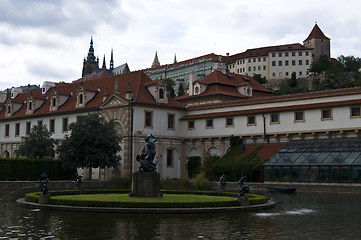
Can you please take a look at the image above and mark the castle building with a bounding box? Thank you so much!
[225,24,330,82]
[81,37,130,79]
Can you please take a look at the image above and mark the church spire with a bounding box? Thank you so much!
[110,49,114,69]
[87,36,96,63]
[174,53,177,63]
[151,51,160,68]
[102,54,106,69]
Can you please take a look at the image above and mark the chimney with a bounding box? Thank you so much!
[188,72,196,96]
[212,62,227,74]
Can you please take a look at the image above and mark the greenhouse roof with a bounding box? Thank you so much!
[264,138,361,166]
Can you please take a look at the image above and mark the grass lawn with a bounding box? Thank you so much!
[51,193,236,203]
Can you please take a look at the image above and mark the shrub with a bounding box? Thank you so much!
[161,177,192,190]
[0,158,76,180]
[192,173,210,190]
[107,176,132,189]
[186,156,201,178]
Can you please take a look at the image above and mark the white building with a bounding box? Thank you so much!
[225,24,330,82]
[0,64,360,180]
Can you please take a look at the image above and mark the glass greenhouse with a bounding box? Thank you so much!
[264,138,361,183]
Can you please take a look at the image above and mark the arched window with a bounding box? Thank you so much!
[159,88,164,99]
[3,150,10,158]
[52,97,56,108]
[195,86,200,94]
[79,93,83,104]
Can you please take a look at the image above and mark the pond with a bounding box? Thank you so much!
[1,188,361,239]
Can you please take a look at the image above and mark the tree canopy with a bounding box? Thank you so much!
[16,124,55,158]
[57,113,122,169]
[164,78,176,98]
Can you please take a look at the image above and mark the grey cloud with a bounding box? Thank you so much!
[0,0,130,37]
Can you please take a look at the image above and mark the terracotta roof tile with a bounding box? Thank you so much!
[0,71,185,121]
[304,24,330,42]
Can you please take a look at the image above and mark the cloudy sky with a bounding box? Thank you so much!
[0,0,360,90]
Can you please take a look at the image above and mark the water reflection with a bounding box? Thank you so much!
[1,189,361,239]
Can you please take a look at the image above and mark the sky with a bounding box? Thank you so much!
[0,0,361,90]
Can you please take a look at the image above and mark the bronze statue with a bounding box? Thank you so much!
[219,174,227,190]
[39,172,49,195]
[136,134,158,171]
[238,176,250,196]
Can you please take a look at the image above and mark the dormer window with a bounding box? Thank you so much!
[52,97,56,108]
[159,89,164,99]
[79,93,84,104]
[7,105,11,115]
[195,86,200,94]
[28,101,32,111]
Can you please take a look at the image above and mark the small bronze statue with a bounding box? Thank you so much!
[39,172,49,195]
[238,176,250,196]
[136,134,158,171]
[75,173,83,189]
[219,174,227,190]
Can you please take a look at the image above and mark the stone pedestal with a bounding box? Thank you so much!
[129,171,163,197]
[39,194,51,204]
[238,195,249,206]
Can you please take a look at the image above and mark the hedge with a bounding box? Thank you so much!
[24,189,268,207]
[0,158,76,180]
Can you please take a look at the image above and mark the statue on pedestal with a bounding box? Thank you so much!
[39,172,49,195]
[238,176,250,196]
[136,133,158,172]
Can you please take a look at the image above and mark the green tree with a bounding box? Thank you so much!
[177,82,185,96]
[337,55,361,72]
[252,73,267,84]
[57,113,121,169]
[309,55,332,73]
[16,124,55,158]
[164,78,176,98]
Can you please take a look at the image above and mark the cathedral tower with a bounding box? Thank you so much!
[82,37,99,77]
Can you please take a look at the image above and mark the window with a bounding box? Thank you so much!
[306,60,309,65]
[52,97,56,108]
[226,117,234,127]
[167,149,173,167]
[188,120,195,129]
[248,67,251,71]
[278,53,282,57]
[263,65,266,70]
[299,60,303,65]
[272,61,276,66]
[272,53,276,57]
[159,89,164,99]
[270,113,280,124]
[247,116,256,125]
[285,52,289,57]
[299,52,302,56]
[253,66,256,71]
[258,66,261,70]
[295,111,304,122]
[167,113,175,129]
[145,111,153,128]
[258,57,261,62]
[263,57,266,61]
[49,119,55,133]
[62,117,68,132]
[322,109,332,120]
[28,101,32,111]
[292,52,296,56]
[194,86,200,94]
[15,123,20,136]
[206,119,213,128]
[292,60,296,66]
[38,120,43,127]
[79,93,83,104]
[26,122,31,135]
[279,61,282,66]
[306,51,309,56]
[5,124,9,137]
[253,58,256,62]
[351,107,361,118]
[285,60,289,66]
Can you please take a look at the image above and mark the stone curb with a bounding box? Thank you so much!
[16,198,275,214]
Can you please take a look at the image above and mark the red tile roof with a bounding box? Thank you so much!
[224,43,311,63]
[304,24,330,42]
[144,53,223,71]
[176,71,272,101]
[0,71,185,121]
